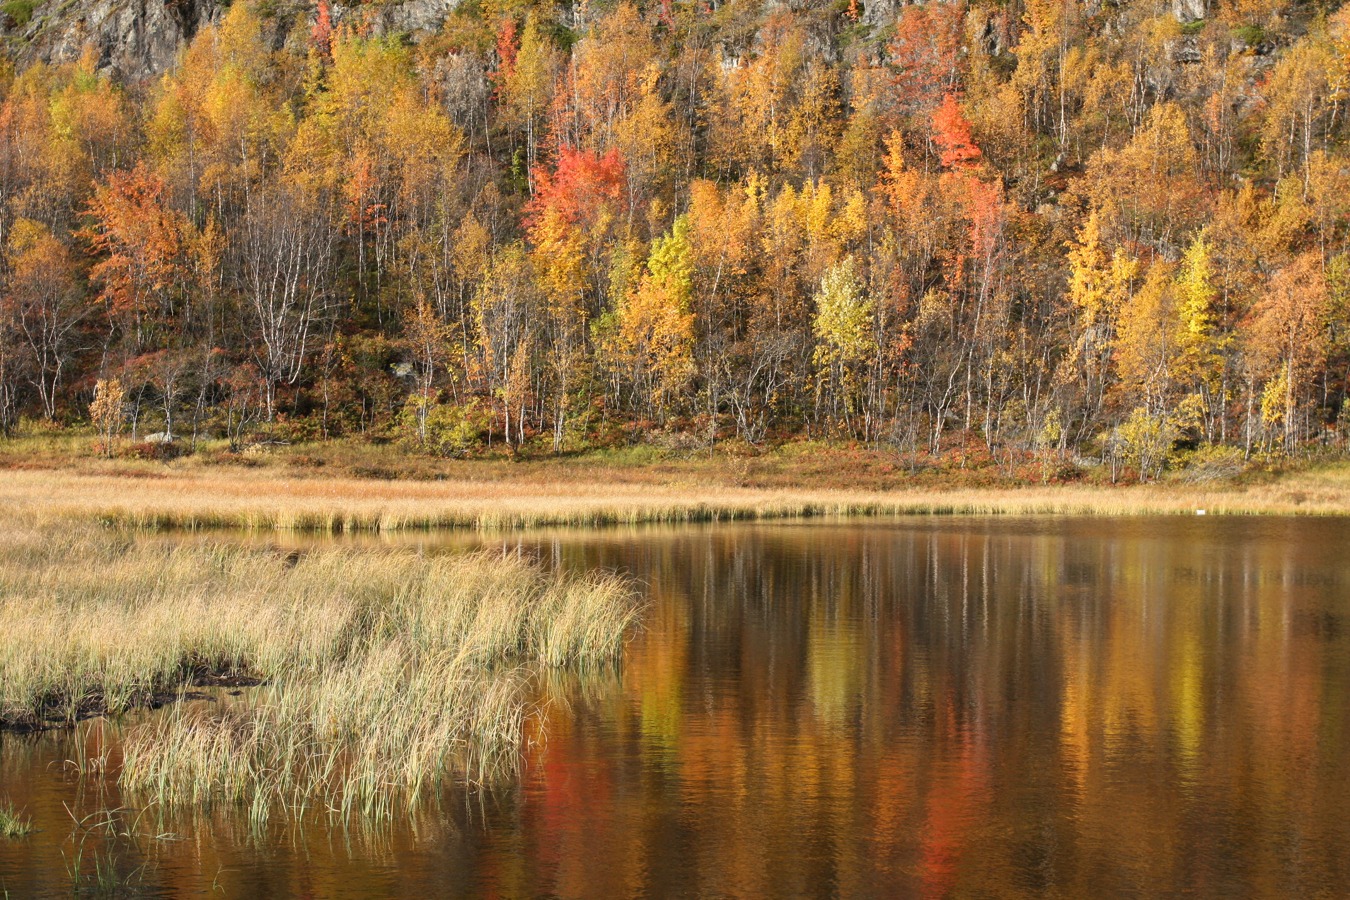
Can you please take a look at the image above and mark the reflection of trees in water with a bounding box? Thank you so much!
[527,520,1350,897]
[3,520,1348,895]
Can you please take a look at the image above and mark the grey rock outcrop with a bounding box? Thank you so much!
[1173,0,1207,23]
[861,0,899,29]
[364,0,461,39]
[3,0,462,84]
[8,0,222,81]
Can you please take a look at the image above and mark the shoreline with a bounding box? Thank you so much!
[5,451,1350,531]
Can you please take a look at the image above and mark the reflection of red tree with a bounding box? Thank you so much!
[525,716,622,896]
[919,701,990,899]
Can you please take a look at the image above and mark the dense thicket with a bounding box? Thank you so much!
[3,0,1350,470]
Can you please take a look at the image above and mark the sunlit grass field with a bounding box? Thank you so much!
[2,444,1349,532]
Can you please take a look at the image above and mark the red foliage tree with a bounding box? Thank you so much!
[931,94,982,172]
[311,0,333,57]
[525,146,628,234]
[493,17,519,97]
[890,3,966,114]
[82,164,187,317]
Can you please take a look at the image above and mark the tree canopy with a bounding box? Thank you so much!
[3,0,1350,473]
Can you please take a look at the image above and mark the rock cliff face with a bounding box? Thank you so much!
[4,0,223,81]
[1,0,1219,84]
[1,0,462,82]
[359,0,460,38]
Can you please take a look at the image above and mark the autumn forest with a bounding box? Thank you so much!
[2,0,1348,474]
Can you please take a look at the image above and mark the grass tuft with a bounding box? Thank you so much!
[0,801,32,838]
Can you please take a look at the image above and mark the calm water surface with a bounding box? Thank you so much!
[2,516,1350,897]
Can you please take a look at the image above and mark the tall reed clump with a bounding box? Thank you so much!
[0,514,638,819]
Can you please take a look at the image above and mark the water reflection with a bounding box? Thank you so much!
[3,517,1350,897]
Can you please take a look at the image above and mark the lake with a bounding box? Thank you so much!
[3,516,1349,896]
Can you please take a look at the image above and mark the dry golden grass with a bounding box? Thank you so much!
[2,460,1349,534]
[0,513,637,819]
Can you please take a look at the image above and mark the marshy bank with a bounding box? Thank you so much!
[3,460,1350,537]
[0,515,638,822]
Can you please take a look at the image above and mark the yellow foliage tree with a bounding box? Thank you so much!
[617,216,696,420]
